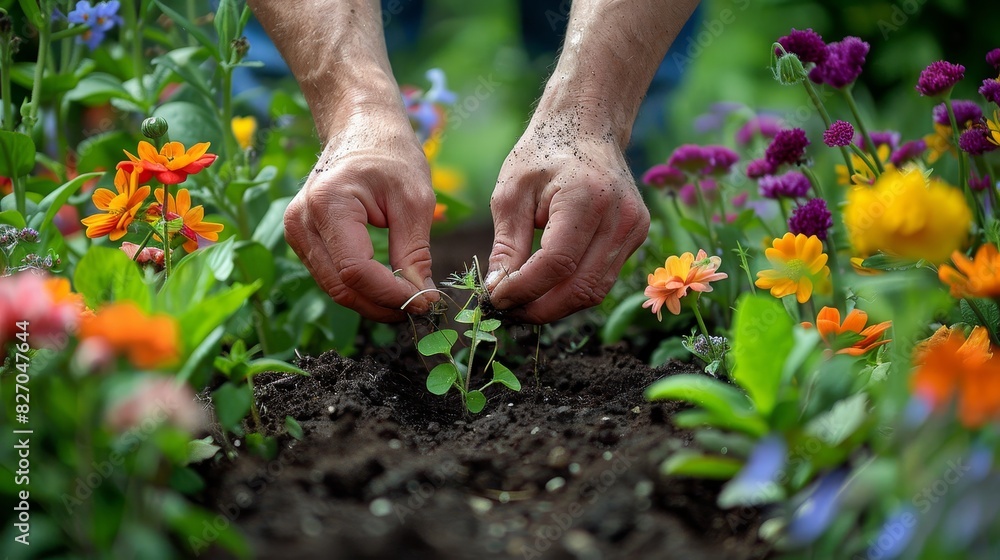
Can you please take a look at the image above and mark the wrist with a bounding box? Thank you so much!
[304,63,408,144]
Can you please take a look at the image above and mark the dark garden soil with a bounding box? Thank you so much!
[199,339,771,560]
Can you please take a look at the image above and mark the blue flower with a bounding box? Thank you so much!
[67,1,121,50]
[866,507,916,560]
[718,435,786,507]
[423,68,457,105]
[786,469,847,545]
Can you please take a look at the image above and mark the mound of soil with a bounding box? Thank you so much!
[199,340,770,560]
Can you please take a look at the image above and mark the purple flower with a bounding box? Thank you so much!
[424,68,457,105]
[916,60,965,97]
[746,158,775,179]
[812,37,869,88]
[865,130,901,151]
[719,436,786,507]
[642,164,685,189]
[958,127,998,155]
[678,179,718,207]
[731,191,749,208]
[765,128,810,167]
[776,28,827,65]
[704,145,740,175]
[788,198,833,240]
[758,171,811,199]
[786,470,847,545]
[667,144,710,174]
[987,48,1000,70]
[970,173,993,192]
[67,1,120,50]
[890,139,927,166]
[980,79,1000,106]
[823,120,854,147]
[932,100,983,127]
[736,114,783,146]
[866,507,916,560]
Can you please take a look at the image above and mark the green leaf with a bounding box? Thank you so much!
[177,281,260,354]
[601,292,648,344]
[158,237,236,314]
[214,0,241,58]
[478,318,502,332]
[464,329,497,343]
[427,363,458,395]
[212,382,252,432]
[455,309,476,323]
[0,130,36,178]
[804,392,868,447]
[162,496,250,559]
[153,1,220,57]
[284,416,304,440]
[234,240,275,295]
[74,246,152,310]
[177,325,225,384]
[78,131,134,172]
[251,196,291,251]
[960,298,1000,330]
[64,73,134,105]
[672,410,767,437]
[661,451,742,479]
[151,101,224,154]
[732,294,794,416]
[491,362,521,391]
[244,358,309,381]
[860,252,921,271]
[186,437,221,465]
[679,217,710,238]
[0,209,26,228]
[465,390,487,413]
[31,172,103,231]
[645,374,767,437]
[18,0,45,27]
[417,329,458,356]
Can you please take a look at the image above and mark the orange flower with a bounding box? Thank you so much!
[755,233,830,303]
[912,326,1000,428]
[642,249,728,320]
[152,188,224,252]
[938,243,1000,299]
[78,302,179,369]
[803,306,891,356]
[81,167,150,241]
[44,277,92,319]
[119,141,217,185]
[433,203,447,222]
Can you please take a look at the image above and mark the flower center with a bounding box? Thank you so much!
[782,258,807,280]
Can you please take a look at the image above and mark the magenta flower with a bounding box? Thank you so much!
[758,171,811,200]
[678,179,718,207]
[731,191,749,208]
[987,48,1000,70]
[704,145,740,175]
[933,100,983,127]
[788,198,833,240]
[811,37,869,88]
[735,114,783,146]
[823,120,854,147]
[970,173,993,192]
[916,60,965,97]
[890,139,927,166]
[860,131,901,151]
[765,128,810,167]
[980,79,1000,106]
[746,158,775,179]
[642,164,685,189]
[958,127,998,155]
[776,28,827,65]
[667,144,710,174]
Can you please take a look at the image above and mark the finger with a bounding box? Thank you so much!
[490,193,598,309]
[485,178,537,291]
[387,187,437,296]
[511,195,649,323]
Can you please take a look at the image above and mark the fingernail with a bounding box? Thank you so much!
[484,269,501,291]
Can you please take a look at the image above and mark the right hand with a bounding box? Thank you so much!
[283,109,439,322]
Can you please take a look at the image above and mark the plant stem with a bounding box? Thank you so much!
[122,0,146,102]
[802,79,856,179]
[840,87,884,173]
[944,98,971,196]
[132,229,155,261]
[693,178,717,247]
[247,375,262,432]
[801,167,845,309]
[161,185,171,278]
[848,144,880,179]
[0,35,14,131]
[25,14,50,131]
[689,297,717,360]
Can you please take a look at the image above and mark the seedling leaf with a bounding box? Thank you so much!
[455,309,476,323]
[466,390,486,413]
[661,451,742,479]
[464,329,497,343]
[478,318,502,332]
[491,362,521,391]
[427,363,458,395]
[418,329,458,356]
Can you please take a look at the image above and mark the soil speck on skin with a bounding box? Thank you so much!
[199,343,769,560]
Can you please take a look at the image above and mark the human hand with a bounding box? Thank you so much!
[485,110,650,323]
[284,109,439,322]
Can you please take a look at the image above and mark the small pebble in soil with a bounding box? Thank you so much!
[427,421,440,434]
[469,496,493,515]
[547,446,570,468]
[569,463,581,475]
[634,480,654,498]
[631,406,641,414]
[234,439,241,447]
[327,405,336,415]
[602,451,613,461]
[388,439,401,450]
[301,515,323,537]
[498,491,511,504]
[530,426,540,435]
[487,523,505,537]
[369,497,393,517]
[545,477,566,492]
[563,529,601,560]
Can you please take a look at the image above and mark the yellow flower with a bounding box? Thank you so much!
[987,109,1000,147]
[836,144,892,186]
[232,116,257,150]
[81,167,151,241]
[432,165,463,195]
[755,233,830,303]
[844,168,971,264]
[924,123,956,164]
[423,131,442,161]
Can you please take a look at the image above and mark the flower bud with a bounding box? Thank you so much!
[231,36,249,62]
[141,116,169,139]
[771,43,807,86]
[19,227,39,243]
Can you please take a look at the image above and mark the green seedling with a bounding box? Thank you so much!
[408,258,521,413]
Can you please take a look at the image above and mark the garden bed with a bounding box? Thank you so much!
[199,343,770,559]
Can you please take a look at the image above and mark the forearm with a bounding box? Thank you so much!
[247,0,404,142]
[537,0,700,147]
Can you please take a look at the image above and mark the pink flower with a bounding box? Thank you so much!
[105,377,205,434]
[0,273,81,351]
[643,249,728,320]
[120,241,166,268]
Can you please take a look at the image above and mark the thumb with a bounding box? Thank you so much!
[486,192,535,294]
[388,192,437,304]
